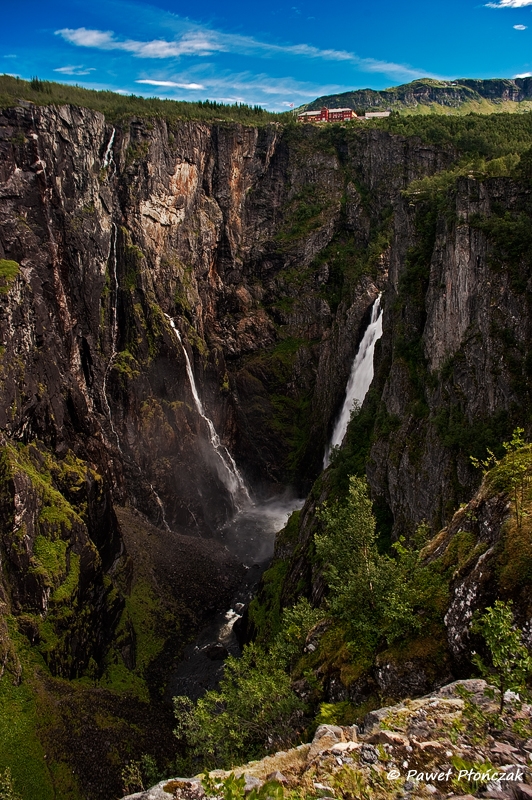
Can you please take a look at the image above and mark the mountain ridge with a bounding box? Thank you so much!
[302,77,532,115]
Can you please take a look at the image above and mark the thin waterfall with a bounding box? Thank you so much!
[150,483,171,532]
[102,224,121,452]
[102,128,116,174]
[323,294,384,468]
[165,314,251,508]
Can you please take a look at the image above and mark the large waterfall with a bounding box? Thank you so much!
[165,315,251,508]
[324,294,384,467]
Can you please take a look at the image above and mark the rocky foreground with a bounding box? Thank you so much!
[123,680,532,800]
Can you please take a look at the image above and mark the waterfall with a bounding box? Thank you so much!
[165,315,251,508]
[102,128,116,173]
[102,224,121,451]
[323,294,384,468]
[150,483,171,532]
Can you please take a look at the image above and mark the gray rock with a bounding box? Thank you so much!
[243,775,263,793]
[359,744,379,764]
[265,771,288,784]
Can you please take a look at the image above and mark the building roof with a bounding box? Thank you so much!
[328,108,354,113]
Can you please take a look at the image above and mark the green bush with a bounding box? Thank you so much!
[174,643,303,769]
[316,477,446,653]
[472,600,532,712]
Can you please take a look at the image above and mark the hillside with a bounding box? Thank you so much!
[303,77,532,116]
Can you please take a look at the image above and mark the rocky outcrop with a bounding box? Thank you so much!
[122,679,532,800]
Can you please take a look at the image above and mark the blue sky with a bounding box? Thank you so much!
[3,0,532,110]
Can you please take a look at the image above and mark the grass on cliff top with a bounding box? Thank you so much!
[0,74,285,125]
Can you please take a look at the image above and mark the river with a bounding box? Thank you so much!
[166,494,303,701]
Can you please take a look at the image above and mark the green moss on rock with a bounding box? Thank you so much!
[0,259,20,294]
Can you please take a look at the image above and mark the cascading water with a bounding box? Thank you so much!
[165,315,251,509]
[102,128,116,174]
[102,223,121,452]
[168,493,303,700]
[150,483,171,532]
[323,294,384,468]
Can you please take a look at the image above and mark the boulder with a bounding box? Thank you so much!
[308,724,345,759]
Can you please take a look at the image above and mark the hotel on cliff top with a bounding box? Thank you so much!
[297,107,391,122]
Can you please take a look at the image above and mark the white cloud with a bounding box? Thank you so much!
[515,71,532,76]
[55,25,440,82]
[54,64,96,75]
[56,28,226,58]
[486,0,532,7]
[3,54,17,59]
[514,23,528,28]
[136,79,205,89]
[130,68,351,109]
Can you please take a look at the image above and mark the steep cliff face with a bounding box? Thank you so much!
[1,105,414,796]
[0,106,453,539]
[250,159,532,716]
[368,175,532,536]
[0,105,454,707]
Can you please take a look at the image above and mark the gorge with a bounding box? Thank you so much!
[1,81,532,799]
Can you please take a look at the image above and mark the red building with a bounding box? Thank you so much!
[327,108,355,121]
[297,106,356,123]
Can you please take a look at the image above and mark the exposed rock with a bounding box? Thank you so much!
[308,724,345,759]
[265,771,288,784]
[369,730,410,747]
[123,680,532,800]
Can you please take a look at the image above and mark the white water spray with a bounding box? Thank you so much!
[102,128,116,174]
[165,314,251,508]
[324,294,383,468]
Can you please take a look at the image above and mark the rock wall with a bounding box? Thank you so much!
[369,176,532,537]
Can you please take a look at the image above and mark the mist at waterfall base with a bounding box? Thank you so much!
[162,313,304,697]
[167,493,302,701]
[324,295,383,468]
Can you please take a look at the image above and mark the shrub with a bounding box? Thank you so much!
[472,600,532,712]
[173,643,304,769]
[315,477,445,654]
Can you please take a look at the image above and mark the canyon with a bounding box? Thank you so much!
[0,96,531,799]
